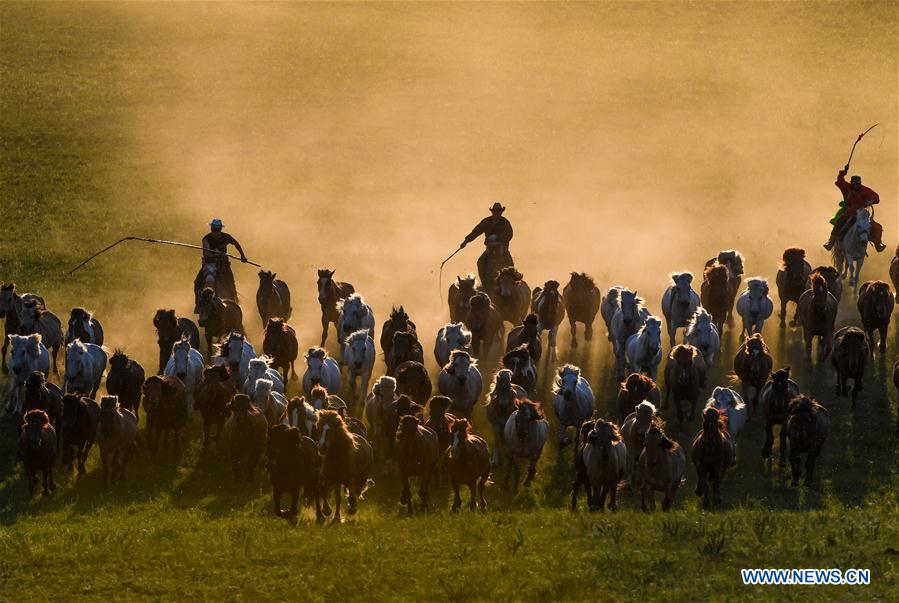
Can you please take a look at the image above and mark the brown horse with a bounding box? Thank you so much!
[64,307,104,346]
[700,264,733,334]
[562,272,601,349]
[810,265,843,305]
[797,273,838,361]
[857,280,894,354]
[892,359,898,434]
[394,415,440,513]
[759,367,800,465]
[663,344,707,423]
[616,373,660,425]
[106,351,145,420]
[570,420,596,511]
[317,409,373,521]
[890,246,899,302]
[621,400,664,488]
[492,267,531,327]
[395,360,432,406]
[142,375,189,452]
[691,407,733,508]
[583,419,627,512]
[386,331,424,376]
[448,274,478,324]
[197,287,244,357]
[425,395,456,484]
[265,423,321,521]
[194,364,237,446]
[263,317,299,382]
[222,393,268,482]
[638,426,686,511]
[19,299,63,375]
[530,280,566,361]
[23,371,62,436]
[733,333,773,409]
[380,305,416,360]
[256,270,292,329]
[317,268,355,347]
[465,291,503,358]
[445,418,490,511]
[775,247,811,328]
[505,313,542,363]
[19,409,57,498]
[831,327,868,409]
[153,309,200,375]
[785,395,829,486]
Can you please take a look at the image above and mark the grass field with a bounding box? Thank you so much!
[1,3,898,601]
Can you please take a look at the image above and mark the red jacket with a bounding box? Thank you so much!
[836,170,879,211]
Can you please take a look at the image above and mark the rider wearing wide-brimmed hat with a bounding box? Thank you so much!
[193,218,248,308]
[460,202,514,280]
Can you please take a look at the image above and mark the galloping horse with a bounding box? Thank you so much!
[832,208,871,288]
[317,269,355,347]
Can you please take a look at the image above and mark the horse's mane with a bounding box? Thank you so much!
[154,309,177,327]
[1,282,14,292]
[810,272,827,290]
[428,395,451,413]
[671,343,698,362]
[593,418,621,442]
[469,291,491,308]
[22,408,50,428]
[543,280,561,292]
[552,364,579,394]
[456,274,476,287]
[522,313,539,327]
[231,393,260,416]
[69,307,93,320]
[110,349,128,363]
[702,407,729,435]
[389,305,408,321]
[704,264,729,283]
[336,293,365,313]
[305,347,328,361]
[635,400,657,416]
[451,418,473,435]
[668,271,693,284]
[746,276,768,290]
[519,399,545,420]
[569,272,595,287]
[780,247,806,269]
[647,426,676,450]
[742,333,770,356]
[811,266,838,279]
[372,375,396,396]
[310,384,329,402]
[621,372,655,392]
[487,369,515,400]
[444,350,473,374]
[503,345,531,366]
[264,317,285,335]
[497,266,524,283]
[203,364,231,381]
[637,316,661,335]
[686,308,711,333]
[347,329,372,345]
[787,395,827,417]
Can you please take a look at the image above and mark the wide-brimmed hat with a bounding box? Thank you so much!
[850,175,862,184]
[489,202,506,213]
[210,218,224,229]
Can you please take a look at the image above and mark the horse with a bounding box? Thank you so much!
[530,280,566,361]
[700,264,734,334]
[286,395,320,439]
[609,289,649,378]
[704,387,747,461]
[302,347,341,397]
[253,378,288,426]
[256,270,292,329]
[0,283,45,374]
[478,239,514,292]
[684,307,721,367]
[663,344,707,424]
[241,356,285,396]
[343,329,375,409]
[194,261,236,310]
[60,394,100,474]
[831,326,868,409]
[775,247,811,328]
[425,395,455,484]
[505,313,542,363]
[583,419,627,512]
[691,407,733,508]
[552,364,595,448]
[142,375,189,452]
[23,371,62,436]
[638,426,686,511]
[484,369,526,468]
[493,267,531,327]
[704,249,744,326]
[96,395,138,488]
[395,360,432,406]
[733,333,772,410]
[262,317,298,382]
[446,418,490,511]
[570,420,596,511]
[19,410,57,498]
[164,337,204,405]
[197,287,244,357]
[64,307,104,347]
[394,415,440,513]
[620,400,664,489]
[503,400,549,490]
[893,359,899,434]
[810,265,843,305]
[465,291,503,358]
[153,309,200,375]
[106,350,145,420]
[502,345,537,394]
[194,365,236,447]
[336,293,376,357]
[380,305,416,360]
[857,280,894,354]
[625,316,663,380]
[5,334,50,414]
[797,273,838,361]
[212,331,255,386]
[18,299,63,374]
[438,350,483,419]
[265,424,321,521]
[759,367,800,465]
[317,409,374,521]
[222,393,268,482]
[736,277,774,336]
[317,268,355,347]
[386,331,424,376]
[661,272,700,346]
[434,322,472,367]
[365,376,399,463]
[64,339,107,398]
[562,272,601,349]
[891,246,899,302]
[448,274,478,324]
[785,395,829,486]
[616,373,660,425]
[832,207,871,287]
[600,286,625,342]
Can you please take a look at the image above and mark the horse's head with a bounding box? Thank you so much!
[19,299,41,330]
[142,375,165,413]
[317,269,335,304]
[672,345,696,385]
[514,401,542,443]
[391,331,416,358]
[172,338,193,381]
[253,378,273,412]
[554,364,580,402]
[109,350,129,373]
[20,409,50,452]
[745,277,769,318]
[569,272,594,293]
[228,393,257,427]
[771,367,791,397]
[445,323,471,350]
[670,272,694,307]
[263,318,285,352]
[705,264,729,288]
[865,281,892,320]
[153,309,178,336]
[445,350,473,385]
[854,209,871,241]
[502,346,531,376]
[428,395,451,417]
[197,288,217,326]
[64,339,89,383]
[451,418,472,455]
[491,368,514,396]
[222,332,246,371]
[620,290,641,326]
[710,386,740,411]
[592,419,620,458]
[9,334,40,382]
[396,414,421,444]
[203,364,230,383]
[304,347,329,385]
[247,357,270,381]
[781,247,806,272]
[388,305,409,329]
[0,282,15,317]
[496,267,523,298]
[372,375,396,404]
[641,317,663,357]
[456,275,476,298]
[316,409,347,454]
[67,307,94,342]
[99,395,120,430]
[838,329,868,372]
[744,334,767,358]
[522,313,540,337]
[346,331,371,370]
[787,396,819,442]
[623,372,651,395]
[634,400,657,434]
[701,407,727,442]
[642,426,668,469]
[258,270,275,289]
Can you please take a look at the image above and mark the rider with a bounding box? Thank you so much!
[193,218,248,307]
[823,166,885,252]
[460,202,514,279]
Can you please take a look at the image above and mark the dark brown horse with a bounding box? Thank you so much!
[775,247,811,328]
[263,317,298,382]
[142,375,189,452]
[395,360,432,405]
[197,287,244,357]
[425,395,456,484]
[890,246,899,302]
[857,280,894,354]
[691,407,733,508]
[759,367,800,465]
[317,409,373,521]
[106,351,145,420]
[570,420,595,511]
[831,327,868,409]
[265,424,321,521]
[445,418,490,511]
[60,394,100,474]
[530,280,566,361]
[19,299,63,374]
[562,272,601,349]
[317,268,355,347]
[583,419,627,512]
[256,270,292,329]
[700,264,733,334]
[448,274,478,324]
[23,371,62,436]
[616,373,660,425]
[732,333,773,409]
[506,313,542,363]
[797,273,837,361]
[492,267,531,327]
[223,393,268,482]
[386,331,424,376]
[465,291,503,358]
[380,305,416,360]
[153,309,200,375]
[785,396,829,486]
[892,359,898,434]
[663,344,707,423]
[65,307,104,346]
[810,265,843,305]
[394,415,440,513]
[19,410,57,498]
[194,365,237,446]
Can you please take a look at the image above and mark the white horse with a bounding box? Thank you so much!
[684,307,720,366]
[253,378,288,426]
[302,347,342,396]
[343,329,375,408]
[551,364,595,448]
[609,289,651,378]
[336,293,376,356]
[5,334,50,414]
[833,208,871,287]
[213,332,255,386]
[164,337,204,406]
[625,316,663,380]
[438,350,483,418]
[705,386,747,461]
[434,322,472,367]
[661,272,700,346]
[64,339,107,398]
[736,277,774,336]
[241,356,285,396]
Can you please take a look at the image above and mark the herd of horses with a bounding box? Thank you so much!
[2,243,899,520]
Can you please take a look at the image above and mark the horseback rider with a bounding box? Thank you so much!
[824,166,886,252]
[460,202,514,281]
[193,218,247,308]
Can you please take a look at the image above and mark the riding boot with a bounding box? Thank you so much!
[822,237,835,251]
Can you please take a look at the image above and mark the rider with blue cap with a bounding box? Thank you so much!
[193,218,247,308]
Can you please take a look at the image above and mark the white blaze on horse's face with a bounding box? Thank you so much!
[452,430,461,454]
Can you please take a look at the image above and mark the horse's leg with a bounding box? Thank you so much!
[273,487,283,517]
[762,421,774,460]
[549,326,558,361]
[558,423,567,448]
[478,476,487,511]
[400,473,411,511]
[320,314,329,347]
[779,299,787,328]
[569,317,578,349]
[806,447,819,484]
[524,457,537,487]
[778,423,788,467]
[51,343,59,375]
[468,480,477,511]
[333,484,342,521]
[878,325,887,353]
[789,448,802,486]
[452,478,462,511]
[347,482,358,515]
[491,427,500,468]
[0,330,8,374]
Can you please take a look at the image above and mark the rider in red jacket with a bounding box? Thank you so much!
[824,167,885,252]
